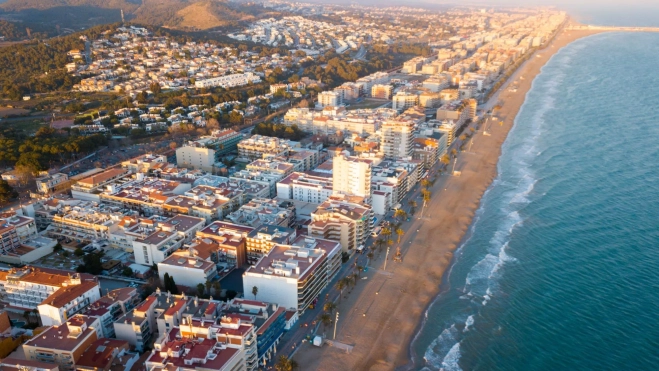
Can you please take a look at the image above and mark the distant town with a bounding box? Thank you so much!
[0,2,565,371]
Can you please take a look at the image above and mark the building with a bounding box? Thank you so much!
[0,214,38,256]
[245,224,296,266]
[195,221,255,269]
[226,198,295,229]
[392,91,419,112]
[158,249,218,288]
[36,173,69,194]
[99,175,192,217]
[276,172,333,203]
[332,155,375,200]
[121,154,168,174]
[0,267,99,316]
[413,133,448,169]
[242,236,341,313]
[371,84,393,99]
[194,72,261,89]
[422,74,451,92]
[37,280,102,327]
[436,100,471,130]
[132,215,205,266]
[70,169,131,202]
[381,120,415,159]
[308,195,373,252]
[402,57,424,73]
[437,121,457,146]
[237,135,300,161]
[209,129,243,157]
[176,140,216,172]
[316,91,342,108]
[75,338,138,371]
[419,92,441,108]
[44,201,134,245]
[82,288,140,338]
[22,315,100,371]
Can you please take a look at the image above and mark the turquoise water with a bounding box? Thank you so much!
[412,32,659,371]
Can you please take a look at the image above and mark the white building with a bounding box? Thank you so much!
[242,236,341,313]
[317,91,342,108]
[392,92,419,112]
[133,215,205,266]
[35,173,69,194]
[37,280,102,327]
[381,120,415,159]
[176,140,216,172]
[332,154,376,200]
[276,172,333,203]
[158,249,218,288]
[194,72,261,89]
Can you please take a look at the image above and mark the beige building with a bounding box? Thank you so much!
[381,120,415,159]
[392,92,419,112]
[332,155,376,200]
[308,195,373,252]
[176,140,217,172]
[371,84,393,99]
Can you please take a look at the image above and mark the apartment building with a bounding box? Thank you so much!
[0,267,99,317]
[226,198,295,229]
[121,154,168,174]
[308,195,373,252]
[245,224,296,266]
[237,135,300,161]
[132,215,205,266]
[99,175,192,216]
[371,84,393,99]
[422,74,451,92]
[44,201,134,245]
[113,295,157,352]
[392,91,419,112]
[83,287,140,338]
[332,155,376,200]
[276,172,333,203]
[381,120,415,159]
[436,100,472,129]
[147,333,245,371]
[419,92,441,108]
[195,221,255,269]
[210,129,244,156]
[75,338,137,371]
[242,236,341,313]
[437,121,458,146]
[316,91,342,108]
[36,173,69,194]
[37,280,102,327]
[22,315,100,371]
[0,214,38,255]
[176,139,216,172]
[158,249,218,288]
[413,133,448,169]
[194,72,261,89]
[70,168,131,202]
[193,176,270,204]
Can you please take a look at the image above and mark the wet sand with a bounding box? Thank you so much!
[294,25,605,371]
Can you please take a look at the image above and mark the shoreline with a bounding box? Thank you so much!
[294,25,605,371]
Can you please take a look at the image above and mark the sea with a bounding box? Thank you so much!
[411,16,659,371]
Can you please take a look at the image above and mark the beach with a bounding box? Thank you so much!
[294,25,605,371]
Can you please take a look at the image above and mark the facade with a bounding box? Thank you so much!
[36,173,69,194]
[176,141,216,172]
[371,84,393,99]
[276,172,333,203]
[245,224,296,266]
[392,91,419,112]
[242,236,341,313]
[37,280,102,327]
[195,221,255,269]
[308,196,373,252]
[332,155,375,200]
[237,135,300,161]
[436,100,471,130]
[70,168,131,202]
[44,201,133,245]
[226,198,295,229]
[194,72,261,89]
[132,215,205,266]
[381,120,415,159]
[437,121,457,146]
[317,91,342,108]
[22,315,100,371]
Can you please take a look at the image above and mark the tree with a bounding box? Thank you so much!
[252,286,258,300]
[323,301,336,315]
[381,227,392,243]
[356,265,364,278]
[396,227,405,244]
[169,142,177,150]
[408,200,417,215]
[0,180,18,203]
[74,248,85,257]
[149,82,161,94]
[336,280,347,302]
[206,118,220,130]
[320,313,332,334]
[197,283,205,297]
[275,356,299,371]
[122,267,133,277]
[205,280,212,296]
[367,252,374,262]
[375,238,386,255]
[440,154,450,165]
[394,209,407,222]
[420,179,432,189]
[53,243,63,252]
[212,282,221,297]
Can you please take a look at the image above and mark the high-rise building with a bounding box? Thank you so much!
[371,84,393,99]
[332,155,374,200]
[381,120,415,159]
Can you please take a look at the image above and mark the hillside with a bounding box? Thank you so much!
[0,0,272,31]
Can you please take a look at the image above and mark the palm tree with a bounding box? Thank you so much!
[394,208,407,222]
[408,200,417,215]
[323,301,336,315]
[205,280,212,296]
[320,313,332,334]
[440,154,450,165]
[356,265,364,278]
[421,189,432,207]
[252,286,258,300]
[336,279,347,302]
[396,227,405,244]
[367,252,374,263]
[381,227,392,243]
[420,178,432,189]
[212,282,221,297]
[375,238,385,255]
[275,355,299,371]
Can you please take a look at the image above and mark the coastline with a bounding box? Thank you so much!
[294,26,605,371]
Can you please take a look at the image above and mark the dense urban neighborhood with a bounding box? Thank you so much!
[0,2,565,370]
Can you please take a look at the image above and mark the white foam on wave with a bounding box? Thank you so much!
[464,315,475,332]
[440,342,463,371]
[424,325,461,370]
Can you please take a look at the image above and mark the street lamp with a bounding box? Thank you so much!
[383,246,390,271]
[333,311,339,340]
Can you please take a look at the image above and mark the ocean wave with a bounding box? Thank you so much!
[464,315,475,332]
[440,342,463,371]
[424,325,461,370]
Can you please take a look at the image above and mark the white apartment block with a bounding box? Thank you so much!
[308,196,373,253]
[158,250,218,288]
[422,74,451,92]
[36,173,69,194]
[381,120,415,159]
[237,135,300,161]
[176,142,216,172]
[37,280,102,327]
[371,84,393,99]
[332,155,376,200]
[317,91,342,108]
[194,72,261,89]
[242,236,341,313]
[276,172,333,203]
[392,92,419,112]
[133,215,205,266]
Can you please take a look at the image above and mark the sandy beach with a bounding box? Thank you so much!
[294,25,605,371]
